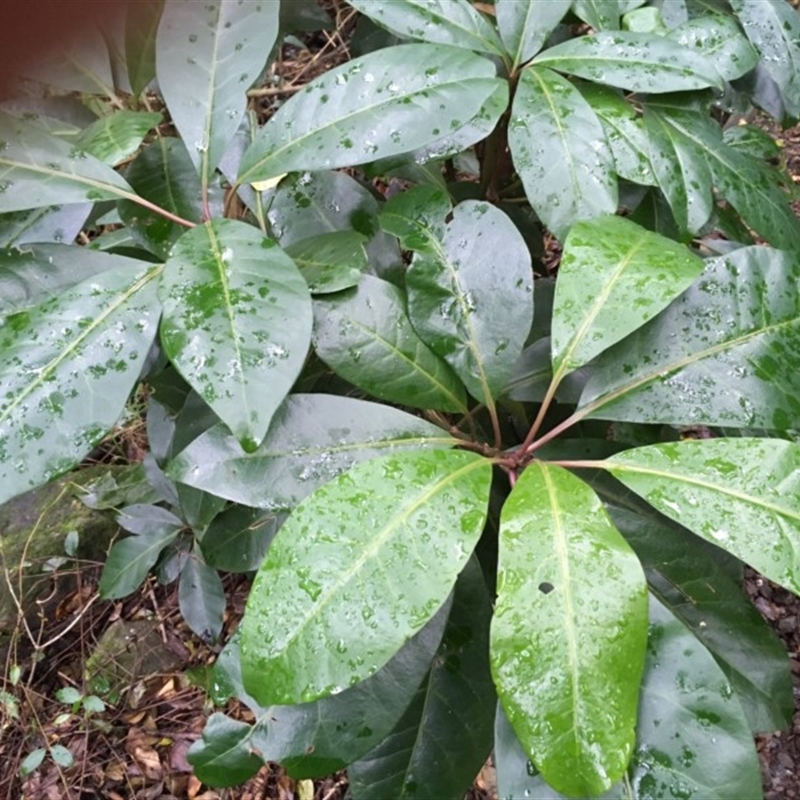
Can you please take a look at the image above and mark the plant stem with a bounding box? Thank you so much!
[125,193,196,228]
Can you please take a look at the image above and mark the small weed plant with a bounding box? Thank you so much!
[1,0,800,796]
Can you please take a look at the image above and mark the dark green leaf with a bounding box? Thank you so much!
[313,275,468,412]
[509,66,617,241]
[579,246,800,429]
[72,111,162,166]
[158,219,312,451]
[116,503,184,536]
[573,0,621,31]
[348,558,495,800]
[723,124,782,161]
[156,0,278,184]
[0,112,136,212]
[502,337,589,404]
[491,462,647,797]
[347,0,505,56]
[378,185,452,255]
[0,204,92,248]
[126,0,164,96]
[534,31,721,92]
[99,529,180,599]
[496,0,571,69]
[179,553,225,642]
[169,393,456,510]
[200,506,279,572]
[0,263,160,506]
[240,449,492,705]
[237,45,506,184]
[551,215,703,375]
[405,200,533,405]
[284,231,367,294]
[187,712,263,787]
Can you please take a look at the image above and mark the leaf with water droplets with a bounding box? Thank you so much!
[179,552,225,643]
[405,200,533,405]
[378,184,452,256]
[0,262,160,506]
[0,204,93,249]
[72,110,162,166]
[551,215,703,377]
[240,448,492,705]
[348,558,495,800]
[491,462,647,797]
[199,506,279,573]
[604,438,800,598]
[496,0,571,69]
[156,0,278,187]
[573,0,621,31]
[0,111,136,212]
[238,44,505,184]
[284,231,367,294]
[313,275,468,412]
[347,0,505,56]
[579,246,800,430]
[509,66,617,242]
[158,219,311,451]
[168,393,455,510]
[186,713,264,787]
[534,31,722,92]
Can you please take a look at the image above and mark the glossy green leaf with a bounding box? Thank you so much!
[125,0,164,96]
[533,31,721,92]
[610,505,794,733]
[200,506,279,572]
[378,185,452,256]
[118,138,203,259]
[573,0,621,31]
[237,44,506,184]
[405,200,533,405]
[72,111,162,166]
[0,244,140,316]
[169,393,456,510]
[212,607,448,777]
[313,275,467,412]
[347,0,505,57]
[731,0,800,118]
[284,231,367,294]
[158,219,312,451]
[0,263,160,506]
[240,449,492,705]
[116,503,185,536]
[604,438,800,597]
[502,337,589,404]
[579,246,800,429]
[723,124,782,161]
[491,462,647,797]
[156,0,278,185]
[179,553,225,642]
[667,13,758,82]
[188,712,263,787]
[496,0,571,69]
[348,557,495,800]
[99,528,180,599]
[0,112,137,213]
[646,106,800,251]
[509,66,617,241]
[0,204,92,248]
[551,215,704,376]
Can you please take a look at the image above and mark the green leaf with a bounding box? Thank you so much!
[240,449,492,705]
[604,438,800,597]
[56,687,82,705]
[19,748,46,777]
[179,553,225,643]
[115,503,185,536]
[99,529,180,599]
[168,393,456,510]
[348,558,495,800]
[0,263,160,506]
[378,185,452,255]
[666,13,758,82]
[313,275,468,412]
[731,0,800,118]
[49,744,74,769]
[502,338,589,404]
[509,66,617,241]
[187,712,263,787]
[72,111,162,166]
[0,204,93,248]
[491,462,647,797]
[200,506,279,572]
[158,219,312,451]
[237,44,506,184]
[405,200,533,405]
[579,246,800,429]
[0,112,136,212]
[155,0,278,186]
[126,0,164,96]
[533,31,722,92]
[551,215,704,376]
[610,505,794,733]
[347,0,505,57]
[284,231,367,294]
[496,0,571,69]
[573,0,621,31]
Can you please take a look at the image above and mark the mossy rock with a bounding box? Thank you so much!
[0,465,121,636]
